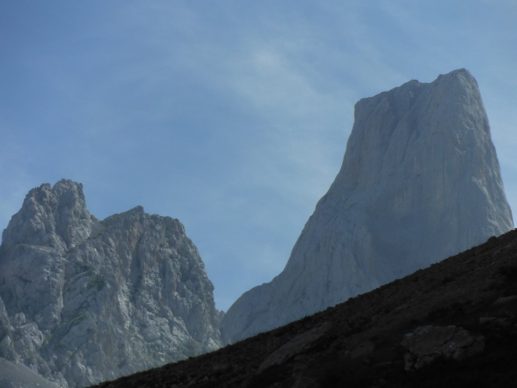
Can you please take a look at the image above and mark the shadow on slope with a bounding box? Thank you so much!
[95,230,517,387]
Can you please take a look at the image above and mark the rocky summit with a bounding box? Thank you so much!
[0,180,222,387]
[96,229,517,388]
[222,69,513,343]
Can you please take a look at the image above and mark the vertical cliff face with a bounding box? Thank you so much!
[222,69,514,343]
[0,180,222,387]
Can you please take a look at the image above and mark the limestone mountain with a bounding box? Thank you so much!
[222,69,513,343]
[0,180,222,387]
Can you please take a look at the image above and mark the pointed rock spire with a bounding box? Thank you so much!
[222,69,513,343]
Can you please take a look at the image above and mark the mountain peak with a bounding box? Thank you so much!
[432,68,480,100]
[0,180,222,387]
[437,67,473,81]
[2,179,95,249]
[355,68,478,121]
[222,69,513,343]
[52,179,85,197]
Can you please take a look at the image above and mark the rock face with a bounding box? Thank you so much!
[0,180,222,387]
[222,69,514,343]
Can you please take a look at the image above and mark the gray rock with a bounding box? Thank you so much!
[0,357,59,388]
[222,69,513,343]
[0,180,222,387]
[2,180,96,250]
[401,325,485,370]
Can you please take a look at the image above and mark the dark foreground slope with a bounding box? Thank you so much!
[96,230,517,388]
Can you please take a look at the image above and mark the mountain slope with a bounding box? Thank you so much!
[96,229,517,388]
[222,69,513,343]
[0,180,222,387]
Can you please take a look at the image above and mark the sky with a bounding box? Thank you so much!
[0,1,516,311]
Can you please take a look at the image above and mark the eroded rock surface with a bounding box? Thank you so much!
[0,180,222,387]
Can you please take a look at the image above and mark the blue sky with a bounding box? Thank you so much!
[1,1,516,310]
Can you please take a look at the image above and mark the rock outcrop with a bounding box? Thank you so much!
[0,180,222,387]
[222,69,513,343]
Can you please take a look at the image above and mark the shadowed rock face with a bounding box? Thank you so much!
[0,180,222,387]
[222,69,514,343]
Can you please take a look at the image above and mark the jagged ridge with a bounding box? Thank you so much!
[0,180,222,387]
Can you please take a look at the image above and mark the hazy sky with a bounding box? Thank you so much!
[1,1,516,310]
